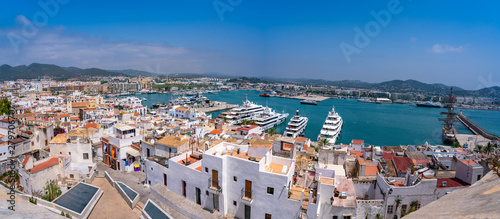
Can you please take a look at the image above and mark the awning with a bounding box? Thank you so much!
[126,147,140,157]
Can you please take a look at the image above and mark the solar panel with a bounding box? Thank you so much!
[144,201,170,219]
[117,182,138,200]
[53,183,99,214]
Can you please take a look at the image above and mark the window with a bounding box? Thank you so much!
[477,175,481,181]
[234,176,237,182]
[70,174,74,178]
[401,204,407,213]
[205,167,208,172]
[83,153,89,159]
[343,216,351,219]
[233,200,237,206]
[267,187,274,195]
[333,216,338,219]
[45,140,48,146]
[69,152,71,155]
[387,205,394,214]
[416,203,421,210]
[265,214,272,219]
[206,191,209,196]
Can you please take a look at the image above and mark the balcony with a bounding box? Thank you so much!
[208,177,221,193]
[241,188,253,203]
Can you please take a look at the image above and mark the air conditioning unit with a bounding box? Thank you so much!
[441,181,447,187]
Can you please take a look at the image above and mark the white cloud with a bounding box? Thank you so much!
[0,27,219,73]
[429,44,464,53]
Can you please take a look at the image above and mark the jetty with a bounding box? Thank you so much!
[456,113,500,141]
[195,101,237,113]
[272,94,330,102]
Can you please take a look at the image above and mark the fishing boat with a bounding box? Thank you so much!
[259,93,270,97]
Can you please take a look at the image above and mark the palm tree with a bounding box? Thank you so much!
[241,119,250,125]
[474,145,484,154]
[484,142,495,155]
[318,138,330,149]
[266,127,277,136]
[42,180,61,201]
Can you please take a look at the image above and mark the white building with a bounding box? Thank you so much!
[144,141,302,219]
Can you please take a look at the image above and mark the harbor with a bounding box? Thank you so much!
[135,90,500,146]
[193,101,237,113]
[271,94,330,102]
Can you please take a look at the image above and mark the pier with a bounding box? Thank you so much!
[271,94,330,102]
[194,101,237,113]
[456,113,500,141]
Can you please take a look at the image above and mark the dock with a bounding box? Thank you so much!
[271,94,330,102]
[456,113,500,141]
[194,101,237,113]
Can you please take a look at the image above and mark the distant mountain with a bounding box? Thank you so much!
[108,69,158,77]
[227,77,269,84]
[0,63,127,80]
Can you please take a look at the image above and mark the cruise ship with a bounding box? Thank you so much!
[317,106,343,145]
[218,99,265,124]
[253,107,289,131]
[416,101,443,108]
[283,109,308,138]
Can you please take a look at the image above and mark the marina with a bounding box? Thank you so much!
[135,90,500,146]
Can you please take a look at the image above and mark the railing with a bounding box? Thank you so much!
[241,188,253,201]
[208,177,221,192]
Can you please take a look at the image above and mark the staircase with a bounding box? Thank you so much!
[133,201,145,216]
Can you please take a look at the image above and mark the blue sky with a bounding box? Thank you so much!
[1,0,499,89]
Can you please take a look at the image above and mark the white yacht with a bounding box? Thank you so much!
[283,109,308,138]
[218,99,265,124]
[253,107,289,131]
[317,106,343,145]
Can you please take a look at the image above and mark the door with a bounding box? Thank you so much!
[182,181,186,197]
[213,194,219,211]
[117,161,120,171]
[244,180,252,199]
[244,205,251,219]
[196,187,201,205]
[163,174,167,186]
[212,170,218,188]
[147,148,150,157]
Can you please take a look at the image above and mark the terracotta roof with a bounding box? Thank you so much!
[352,139,364,144]
[382,152,395,161]
[350,150,363,158]
[437,178,470,188]
[0,118,18,123]
[134,112,140,116]
[364,166,379,176]
[176,107,188,111]
[70,117,79,121]
[236,125,259,131]
[83,123,98,128]
[282,143,293,151]
[320,177,334,185]
[296,137,308,143]
[22,155,32,166]
[392,156,413,174]
[460,160,477,166]
[30,157,59,173]
[210,129,222,135]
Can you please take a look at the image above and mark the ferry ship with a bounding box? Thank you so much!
[376,98,392,104]
[218,99,265,124]
[253,107,289,131]
[416,101,443,108]
[283,109,308,138]
[317,106,343,145]
[300,99,318,105]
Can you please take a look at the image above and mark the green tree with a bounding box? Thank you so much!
[42,180,61,202]
[474,145,484,154]
[266,127,277,136]
[318,138,330,149]
[484,142,495,155]
[0,98,11,115]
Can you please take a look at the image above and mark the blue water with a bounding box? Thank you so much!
[134,90,500,146]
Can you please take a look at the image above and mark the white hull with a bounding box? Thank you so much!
[317,106,343,145]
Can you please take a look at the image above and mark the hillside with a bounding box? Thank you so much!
[0,63,127,80]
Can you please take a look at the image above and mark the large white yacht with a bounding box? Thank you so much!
[283,109,308,138]
[219,99,265,124]
[317,106,343,145]
[253,107,289,131]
